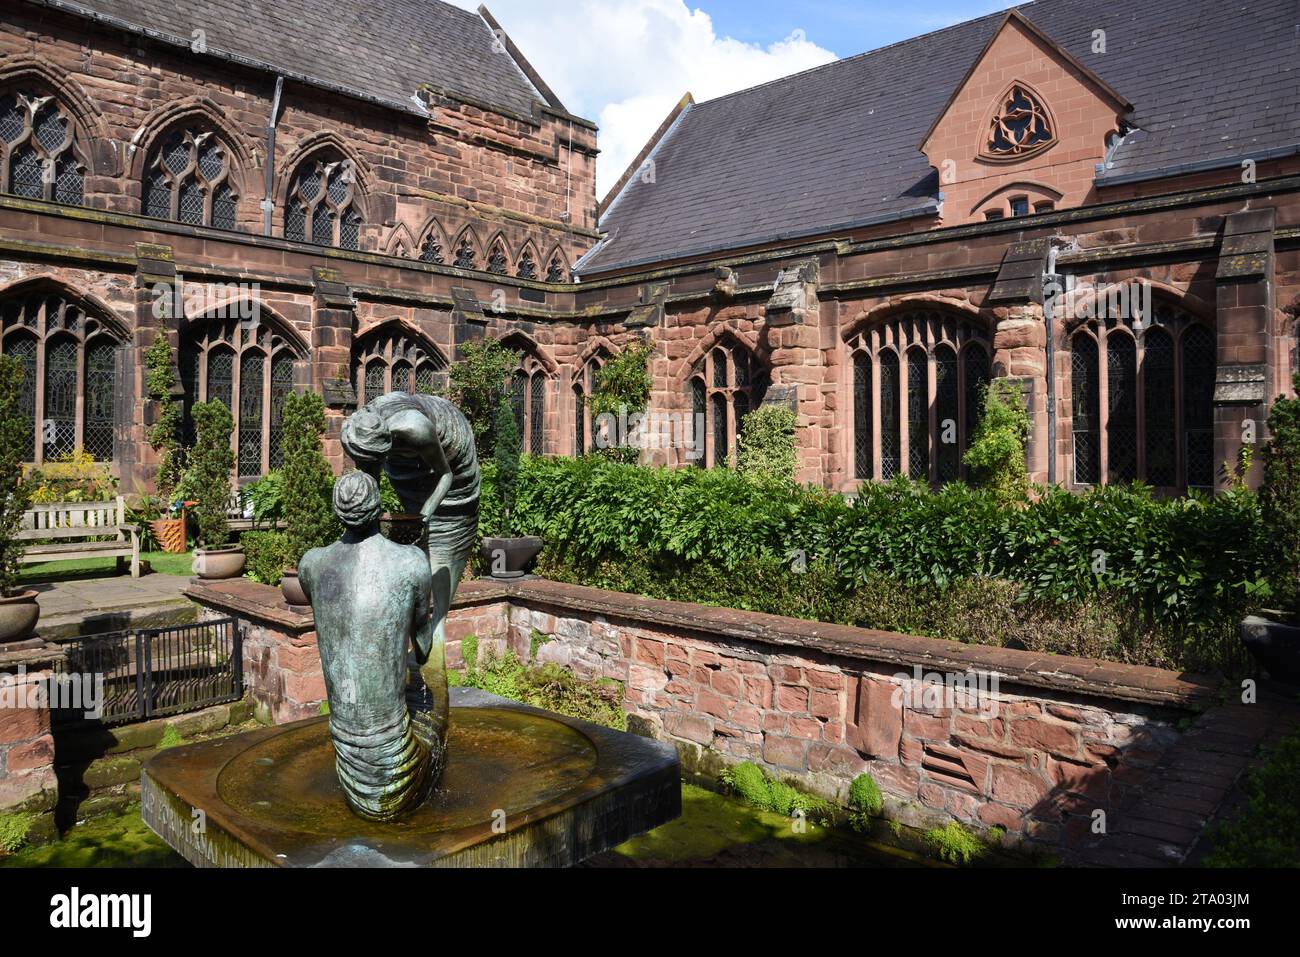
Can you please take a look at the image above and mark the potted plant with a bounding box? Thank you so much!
[480,396,541,578]
[0,355,37,643]
[188,399,245,579]
[278,391,339,607]
[144,333,188,553]
[1241,372,1300,682]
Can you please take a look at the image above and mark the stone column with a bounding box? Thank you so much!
[764,259,826,486]
[311,267,357,470]
[1213,209,1275,491]
[131,242,179,492]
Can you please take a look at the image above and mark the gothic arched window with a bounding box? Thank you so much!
[686,338,768,469]
[454,236,477,270]
[0,89,85,206]
[284,153,361,249]
[180,314,304,478]
[1068,299,1214,490]
[546,255,567,283]
[418,230,445,264]
[142,127,237,229]
[351,325,448,407]
[509,351,550,456]
[848,310,990,485]
[0,290,123,463]
[487,241,509,276]
[572,349,611,455]
[517,250,537,280]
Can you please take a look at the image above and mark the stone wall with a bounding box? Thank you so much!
[183,576,1222,862]
[0,645,60,842]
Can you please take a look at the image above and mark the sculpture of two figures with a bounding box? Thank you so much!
[299,393,480,823]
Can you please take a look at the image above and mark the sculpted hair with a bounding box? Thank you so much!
[333,470,383,528]
[342,408,392,463]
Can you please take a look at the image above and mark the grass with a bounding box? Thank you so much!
[17,550,194,584]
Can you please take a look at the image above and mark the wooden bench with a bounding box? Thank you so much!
[18,497,140,578]
[226,491,284,534]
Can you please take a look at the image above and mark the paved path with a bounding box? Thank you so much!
[1074,683,1300,867]
[30,573,195,639]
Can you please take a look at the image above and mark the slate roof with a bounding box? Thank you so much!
[23,0,546,117]
[580,0,1300,276]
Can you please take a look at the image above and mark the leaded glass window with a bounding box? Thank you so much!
[419,232,444,264]
[689,338,767,468]
[0,293,121,465]
[1106,333,1137,483]
[237,352,264,477]
[573,385,585,456]
[853,352,872,480]
[690,377,706,468]
[1143,328,1176,488]
[487,243,509,275]
[846,311,989,484]
[207,348,234,410]
[511,370,527,438]
[284,154,361,249]
[0,90,85,205]
[529,372,545,455]
[1183,324,1216,490]
[1071,333,1100,485]
[414,362,439,395]
[364,359,386,406]
[572,350,610,455]
[906,347,929,480]
[352,326,449,407]
[142,128,238,228]
[517,251,537,280]
[268,353,294,469]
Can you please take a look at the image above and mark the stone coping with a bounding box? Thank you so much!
[0,639,65,672]
[186,576,1220,711]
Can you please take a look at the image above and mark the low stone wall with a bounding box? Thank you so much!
[0,643,61,844]
[185,576,1224,862]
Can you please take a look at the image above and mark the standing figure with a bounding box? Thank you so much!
[299,471,447,822]
[341,393,481,649]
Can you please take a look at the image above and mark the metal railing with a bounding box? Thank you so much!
[53,618,243,726]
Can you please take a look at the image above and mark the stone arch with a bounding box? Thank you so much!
[274,131,374,213]
[499,330,557,375]
[677,324,763,388]
[128,97,254,181]
[543,243,570,283]
[1058,279,1215,335]
[414,215,451,264]
[842,294,994,345]
[483,229,512,275]
[515,238,542,280]
[0,274,130,341]
[385,221,416,258]
[0,55,117,177]
[451,224,484,268]
[183,296,309,359]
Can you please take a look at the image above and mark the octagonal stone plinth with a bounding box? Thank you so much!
[141,689,680,867]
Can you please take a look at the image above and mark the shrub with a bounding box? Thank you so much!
[280,391,338,567]
[963,379,1029,505]
[186,400,234,548]
[590,341,652,463]
[493,397,521,537]
[1205,731,1300,867]
[24,451,118,503]
[446,337,518,458]
[924,821,986,865]
[246,469,284,525]
[0,355,30,597]
[1260,373,1300,618]
[243,531,293,585]
[737,404,798,485]
[145,332,184,513]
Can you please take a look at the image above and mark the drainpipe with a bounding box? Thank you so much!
[1043,244,1062,486]
[262,76,285,236]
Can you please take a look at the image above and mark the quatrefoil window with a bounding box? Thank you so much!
[985,84,1055,159]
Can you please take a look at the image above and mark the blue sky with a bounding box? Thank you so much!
[452,0,1016,197]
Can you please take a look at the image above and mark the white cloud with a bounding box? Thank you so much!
[449,0,837,199]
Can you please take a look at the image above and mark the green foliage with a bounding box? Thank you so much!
[493,397,521,536]
[243,531,293,585]
[0,356,31,596]
[280,391,339,567]
[1260,374,1300,618]
[1205,731,1300,867]
[24,451,118,503]
[450,638,626,730]
[446,337,519,458]
[737,404,798,485]
[719,761,833,821]
[476,456,1268,672]
[924,821,986,865]
[379,472,402,515]
[156,726,184,750]
[186,400,234,548]
[590,341,652,464]
[245,470,284,525]
[963,379,1029,505]
[848,772,883,831]
[145,333,185,511]
[0,812,35,854]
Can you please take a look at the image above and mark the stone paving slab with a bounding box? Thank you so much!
[31,573,195,639]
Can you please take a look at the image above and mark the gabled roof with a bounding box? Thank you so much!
[581,0,1299,276]
[21,0,557,120]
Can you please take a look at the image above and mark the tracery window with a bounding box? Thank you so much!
[572,349,610,455]
[848,310,990,484]
[1068,301,1214,490]
[418,230,445,264]
[986,84,1054,157]
[0,290,123,464]
[546,255,567,283]
[487,242,508,276]
[180,315,304,478]
[142,127,237,229]
[686,339,768,468]
[284,153,361,249]
[454,237,477,270]
[517,250,537,280]
[510,353,549,456]
[351,326,448,407]
[0,90,85,205]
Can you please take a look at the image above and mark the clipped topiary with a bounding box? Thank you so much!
[187,400,235,548]
[280,390,339,568]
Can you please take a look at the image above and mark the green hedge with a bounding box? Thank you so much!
[478,456,1268,672]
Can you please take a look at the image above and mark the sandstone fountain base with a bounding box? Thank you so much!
[141,688,680,867]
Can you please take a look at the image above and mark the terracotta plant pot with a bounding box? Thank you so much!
[480,536,543,580]
[1240,612,1300,684]
[192,545,247,580]
[0,591,40,644]
[280,568,309,609]
[149,516,188,554]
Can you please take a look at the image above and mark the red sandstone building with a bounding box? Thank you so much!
[0,0,1296,494]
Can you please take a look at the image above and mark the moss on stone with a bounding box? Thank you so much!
[156,725,184,750]
[81,755,142,790]
[0,812,35,853]
[924,821,987,865]
[0,803,184,868]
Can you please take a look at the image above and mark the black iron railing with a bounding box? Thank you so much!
[53,618,242,726]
